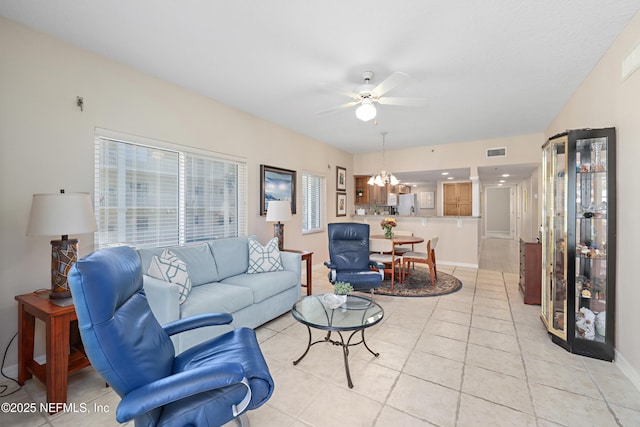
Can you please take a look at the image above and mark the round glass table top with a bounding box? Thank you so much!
[291,294,384,331]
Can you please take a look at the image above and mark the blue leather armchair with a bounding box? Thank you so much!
[69,246,274,427]
[324,223,384,294]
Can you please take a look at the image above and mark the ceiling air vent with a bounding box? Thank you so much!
[486,147,507,158]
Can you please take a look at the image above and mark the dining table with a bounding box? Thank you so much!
[370,234,425,247]
[370,235,425,283]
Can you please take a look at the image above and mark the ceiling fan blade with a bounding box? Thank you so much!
[318,82,360,100]
[377,97,428,107]
[316,101,360,115]
[372,72,409,97]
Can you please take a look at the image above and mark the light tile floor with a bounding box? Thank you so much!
[3,254,640,426]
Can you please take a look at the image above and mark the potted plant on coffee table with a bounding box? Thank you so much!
[321,281,353,309]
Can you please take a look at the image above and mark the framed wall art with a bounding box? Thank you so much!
[336,166,347,192]
[336,193,347,217]
[260,164,296,215]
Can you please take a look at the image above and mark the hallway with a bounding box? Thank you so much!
[479,237,520,274]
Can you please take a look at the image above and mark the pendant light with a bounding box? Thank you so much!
[368,132,399,187]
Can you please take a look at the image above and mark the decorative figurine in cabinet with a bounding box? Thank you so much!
[541,128,615,361]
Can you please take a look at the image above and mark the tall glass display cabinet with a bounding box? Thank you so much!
[541,128,616,361]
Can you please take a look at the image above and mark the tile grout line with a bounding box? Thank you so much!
[453,266,477,427]
[371,284,443,427]
[580,362,624,426]
[505,270,544,425]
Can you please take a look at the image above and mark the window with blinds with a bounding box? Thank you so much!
[95,134,247,249]
[302,172,325,234]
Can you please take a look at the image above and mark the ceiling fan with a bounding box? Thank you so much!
[317,71,428,122]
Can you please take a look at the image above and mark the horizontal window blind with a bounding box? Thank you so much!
[185,153,246,242]
[95,134,247,249]
[302,172,325,233]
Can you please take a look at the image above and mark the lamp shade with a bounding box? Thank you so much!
[266,200,292,223]
[27,192,97,237]
[355,99,377,122]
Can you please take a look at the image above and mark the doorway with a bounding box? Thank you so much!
[484,186,516,239]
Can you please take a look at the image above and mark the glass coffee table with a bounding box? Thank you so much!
[291,294,384,388]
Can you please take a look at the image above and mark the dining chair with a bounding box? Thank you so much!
[392,230,414,255]
[430,236,439,277]
[401,239,437,286]
[369,238,401,289]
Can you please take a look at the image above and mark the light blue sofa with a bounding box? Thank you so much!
[137,236,301,353]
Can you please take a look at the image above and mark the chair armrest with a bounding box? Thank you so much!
[324,261,336,283]
[142,275,180,325]
[369,260,385,269]
[162,313,234,336]
[116,363,245,422]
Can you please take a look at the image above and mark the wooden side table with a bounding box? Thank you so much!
[283,249,313,295]
[15,291,91,412]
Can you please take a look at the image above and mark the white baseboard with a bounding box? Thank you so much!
[2,355,46,381]
[438,261,479,269]
[615,349,640,392]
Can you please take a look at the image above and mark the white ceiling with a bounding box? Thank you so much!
[1,1,639,157]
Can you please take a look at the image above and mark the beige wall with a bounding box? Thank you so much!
[546,12,640,386]
[0,17,351,366]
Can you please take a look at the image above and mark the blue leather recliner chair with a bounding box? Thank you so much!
[324,223,384,296]
[68,246,274,427]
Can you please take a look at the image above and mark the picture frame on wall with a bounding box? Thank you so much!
[336,166,347,191]
[336,193,347,217]
[260,164,296,215]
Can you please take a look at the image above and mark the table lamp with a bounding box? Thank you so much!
[266,200,292,251]
[26,190,97,299]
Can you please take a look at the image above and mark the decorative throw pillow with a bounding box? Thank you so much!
[247,237,284,274]
[147,249,192,304]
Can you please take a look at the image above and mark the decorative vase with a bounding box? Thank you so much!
[321,293,347,309]
[384,227,393,239]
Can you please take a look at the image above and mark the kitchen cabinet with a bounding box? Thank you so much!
[541,128,616,361]
[443,182,472,216]
[370,184,388,206]
[354,176,408,206]
[354,175,370,205]
[391,184,411,194]
[519,239,541,304]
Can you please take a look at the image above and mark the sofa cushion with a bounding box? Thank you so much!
[221,270,297,303]
[169,243,219,286]
[181,283,254,318]
[247,237,284,274]
[208,237,249,280]
[147,249,192,304]
[139,243,219,287]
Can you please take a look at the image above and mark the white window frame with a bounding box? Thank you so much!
[94,129,247,249]
[301,171,326,235]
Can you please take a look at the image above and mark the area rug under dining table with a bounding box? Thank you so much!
[375,265,462,297]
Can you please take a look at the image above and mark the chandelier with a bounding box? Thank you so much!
[368,132,399,186]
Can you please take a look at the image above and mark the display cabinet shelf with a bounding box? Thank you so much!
[541,128,616,361]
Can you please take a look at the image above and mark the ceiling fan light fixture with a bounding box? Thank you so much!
[355,99,376,122]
